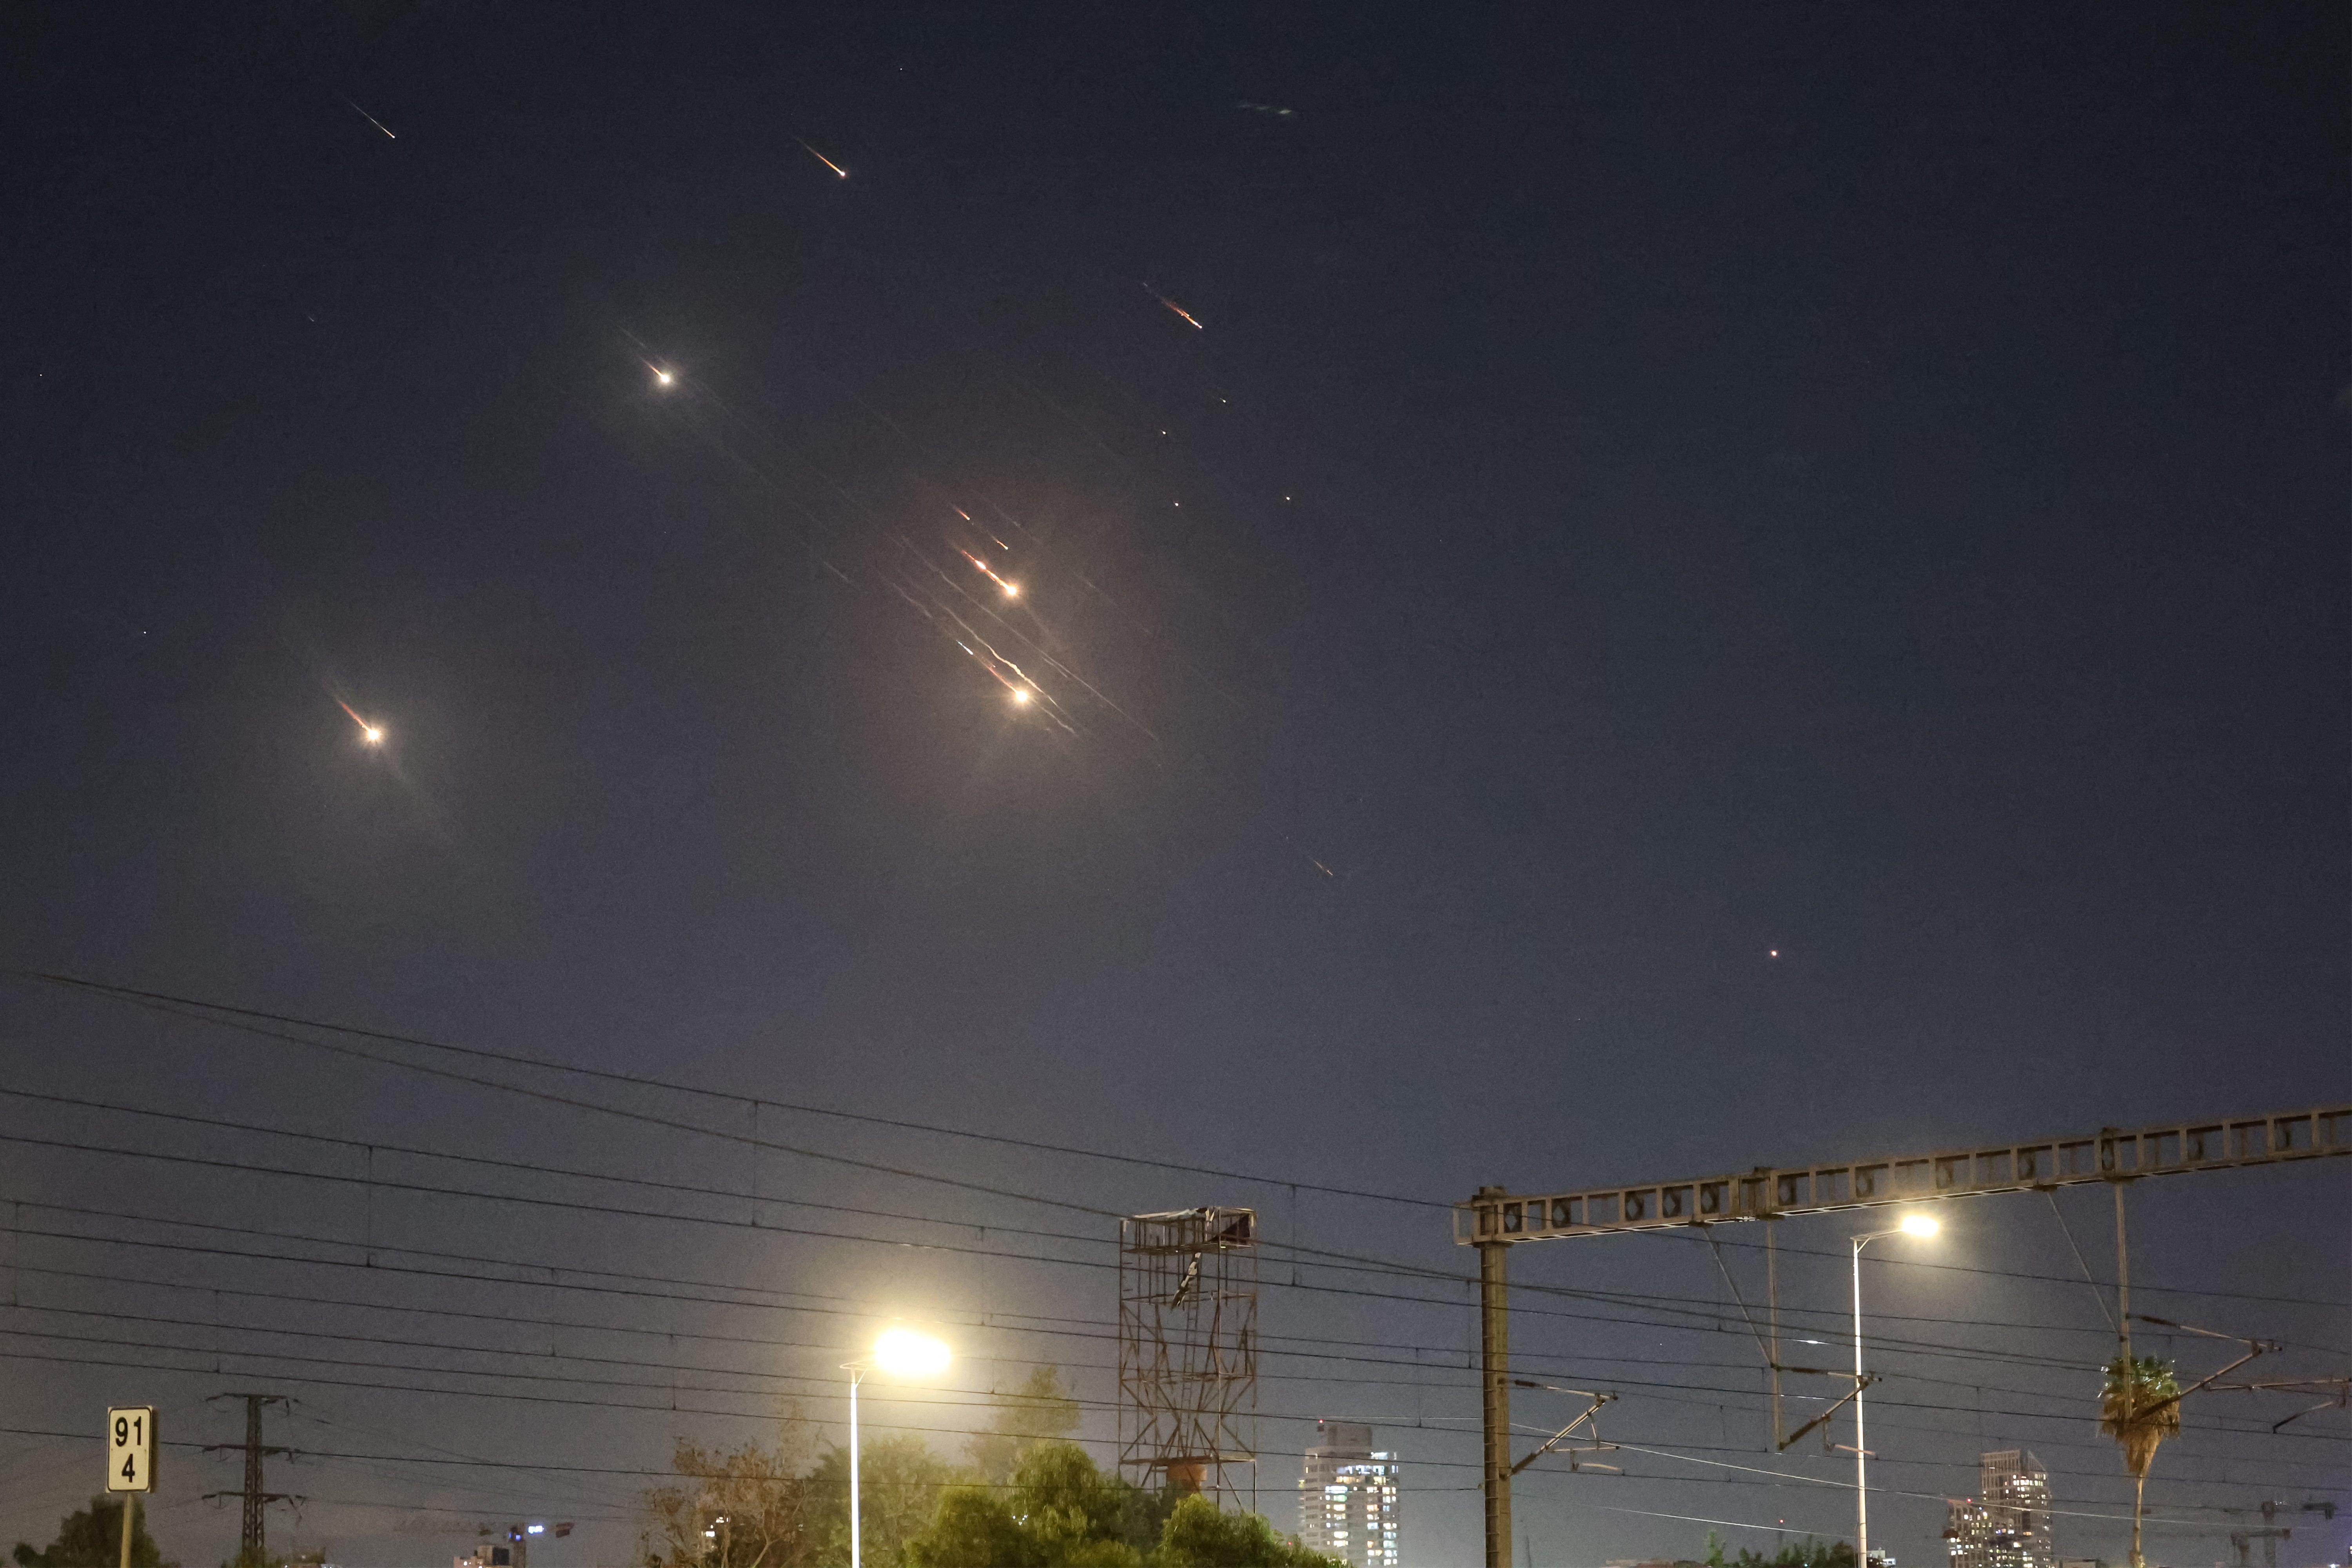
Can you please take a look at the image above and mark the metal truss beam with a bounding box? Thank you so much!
[1456,1104,2352,1245]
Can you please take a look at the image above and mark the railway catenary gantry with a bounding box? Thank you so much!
[1454,1104,2352,1568]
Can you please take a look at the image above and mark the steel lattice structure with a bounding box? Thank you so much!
[1118,1207,1258,1508]
[1455,1103,2352,1243]
[1452,1103,2352,1568]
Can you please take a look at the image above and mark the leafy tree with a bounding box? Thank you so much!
[1702,1535,1853,1568]
[907,1443,1139,1568]
[13,1499,174,1568]
[903,1489,1036,1568]
[1111,1483,1183,1558]
[1154,1495,1339,1568]
[806,1434,963,1568]
[2100,1354,2182,1568]
[905,1445,1261,1568]
[966,1368,1082,1486]
[640,1420,818,1568]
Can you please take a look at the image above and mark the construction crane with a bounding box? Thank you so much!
[1453,1103,2352,1568]
[2222,1499,2338,1568]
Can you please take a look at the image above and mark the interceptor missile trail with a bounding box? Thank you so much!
[1143,283,1204,329]
[795,138,849,178]
[336,699,385,744]
[344,98,397,139]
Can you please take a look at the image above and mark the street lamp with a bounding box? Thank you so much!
[842,1330,952,1568]
[1852,1214,1938,1568]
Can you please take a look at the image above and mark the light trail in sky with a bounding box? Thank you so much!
[336,699,385,745]
[1143,283,1204,329]
[958,548,1020,597]
[343,98,397,140]
[794,138,848,178]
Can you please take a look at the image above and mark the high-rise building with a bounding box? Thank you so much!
[1946,1451,2053,1568]
[1298,1421,1401,1568]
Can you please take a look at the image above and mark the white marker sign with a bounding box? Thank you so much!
[107,1407,156,1492]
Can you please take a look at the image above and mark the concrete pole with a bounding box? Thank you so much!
[1479,1226,1514,1568]
[1852,1237,1871,1568]
[1767,1218,1782,1449]
[848,1371,863,1568]
[2113,1182,2132,1367]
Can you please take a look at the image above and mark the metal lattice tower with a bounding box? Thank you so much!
[203,1393,292,1564]
[1118,1207,1258,1508]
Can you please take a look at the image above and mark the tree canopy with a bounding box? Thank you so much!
[1704,1532,1856,1568]
[2100,1354,2185,1568]
[641,1425,819,1568]
[639,1378,1328,1568]
[13,1499,174,1568]
[904,1446,1330,1568]
[2099,1355,2183,1478]
[807,1434,964,1568]
[965,1367,1082,1485]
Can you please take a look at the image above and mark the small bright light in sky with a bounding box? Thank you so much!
[872,1327,951,1377]
[363,726,384,744]
[1768,948,1780,958]
[1011,688,1031,704]
[1003,583,1019,597]
[655,369,674,386]
[1899,1213,1939,1237]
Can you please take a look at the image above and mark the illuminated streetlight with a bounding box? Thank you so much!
[1851,1215,1940,1568]
[843,1331,951,1568]
[870,1327,951,1378]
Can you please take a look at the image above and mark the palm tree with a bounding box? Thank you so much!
[2099,1354,2181,1568]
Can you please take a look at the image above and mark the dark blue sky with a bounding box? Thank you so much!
[3,6,2345,1567]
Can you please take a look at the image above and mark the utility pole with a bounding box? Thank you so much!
[1766,1218,1782,1449]
[204,1394,292,1567]
[1475,1185,1513,1568]
[2112,1180,2131,1367]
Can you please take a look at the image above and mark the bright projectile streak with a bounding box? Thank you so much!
[344,98,397,139]
[958,548,1020,598]
[336,699,385,745]
[902,544,1151,741]
[795,138,849,178]
[887,559,1074,731]
[645,361,677,387]
[1143,282,1204,330]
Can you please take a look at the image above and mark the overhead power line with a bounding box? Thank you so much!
[9,1184,2245,1387]
[24,971,1449,1207]
[9,1079,2341,1334]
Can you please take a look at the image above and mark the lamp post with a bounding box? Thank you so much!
[842,1328,951,1568]
[1851,1214,1938,1568]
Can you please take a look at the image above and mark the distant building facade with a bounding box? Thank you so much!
[1298,1420,1401,1568]
[1946,1451,2053,1568]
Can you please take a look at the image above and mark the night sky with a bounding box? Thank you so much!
[3,7,2347,1568]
